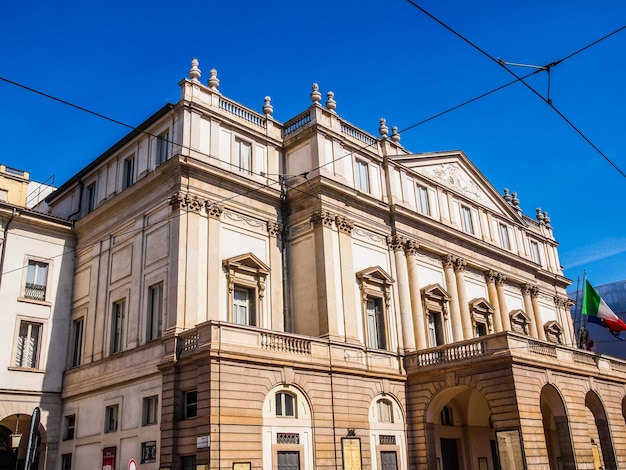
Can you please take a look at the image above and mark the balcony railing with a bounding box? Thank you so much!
[261,331,311,355]
[410,339,486,367]
[218,97,267,129]
[24,283,46,301]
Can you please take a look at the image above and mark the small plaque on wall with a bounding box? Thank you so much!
[342,437,362,470]
[232,463,251,470]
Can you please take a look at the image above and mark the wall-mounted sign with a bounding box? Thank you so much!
[102,447,116,470]
[197,435,210,449]
[342,437,362,470]
[141,441,157,464]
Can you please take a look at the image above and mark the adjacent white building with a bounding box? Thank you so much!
[0,165,74,470]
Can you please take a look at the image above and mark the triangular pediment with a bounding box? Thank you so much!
[356,266,395,285]
[469,297,495,314]
[510,309,530,323]
[391,151,524,222]
[223,252,270,274]
[421,283,451,301]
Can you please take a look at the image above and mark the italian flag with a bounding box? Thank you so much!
[582,280,626,336]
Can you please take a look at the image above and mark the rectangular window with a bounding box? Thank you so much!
[86,182,97,213]
[530,240,541,264]
[277,452,300,470]
[25,260,48,301]
[428,312,445,347]
[366,298,386,350]
[104,405,118,433]
[276,392,295,417]
[61,453,72,470]
[354,159,370,192]
[70,318,84,367]
[233,287,256,326]
[64,415,76,440]
[499,223,511,250]
[146,283,163,342]
[461,206,474,234]
[142,396,159,426]
[110,300,125,354]
[416,184,430,215]
[122,155,135,189]
[183,391,197,419]
[15,321,42,368]
[156,131,170,165]
[234,139,252,174]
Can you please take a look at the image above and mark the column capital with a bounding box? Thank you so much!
[453,257,466,273]
[388,234,406,252]
[442,254,455,268]
[205,202,223,219]
[496,273,507,286]
[310,210,335,228]
[335,215,354,235]
[553,296,572,309]
[404,239,420,256]
[267,221,282,238]
[484,269,498,283]
[169,191,204,213]
[522,283,539,297]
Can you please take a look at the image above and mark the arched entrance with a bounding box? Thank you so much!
[261,385,314,470]
[540,384,575,470]
[585,391,617,470]
[368,394,406,470]
[425,386,495,470]
[0,413,43,470]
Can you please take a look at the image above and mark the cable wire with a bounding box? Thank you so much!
[405,0,626,179]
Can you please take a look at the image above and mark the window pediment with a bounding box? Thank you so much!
[469,298,494,315]
[223,252,270,275]
[544,321,564,344]
[356,266,394,288]
[510,309,530,335]
[421,284,451,302]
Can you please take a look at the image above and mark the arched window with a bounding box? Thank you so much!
[276,392,296,417]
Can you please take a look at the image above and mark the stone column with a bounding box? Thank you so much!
[336,215,359,344]
[553,296,573,346]
[522,284,539,338]
[267,221,285,332]
[530,286,546,340]
[406,239,428,350]
[311,210,341,339]
[206,203,223,321]
[454,257,473,340]
[390,235,416,351]
[496,274,511,331]
[484,270,502,333]
[442,255,463,342]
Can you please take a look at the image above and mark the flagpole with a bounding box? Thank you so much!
[573,275,582,348]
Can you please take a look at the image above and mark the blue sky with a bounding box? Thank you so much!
[1,0,625,290]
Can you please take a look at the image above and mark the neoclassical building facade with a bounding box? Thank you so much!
[3,59,626,470]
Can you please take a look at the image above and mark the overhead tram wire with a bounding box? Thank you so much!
[404,0,626,179]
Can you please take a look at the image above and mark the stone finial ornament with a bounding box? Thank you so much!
[391,126,401,143]
[263,96,274,116]
[503,188,512,203]
[326,91,336,112]
[310,83,322,103]
[189,58,201,82]
[543,211,551,226]
[379,118,389,137]
[511,192,520,208]
[536,208,544,222]
[208,68,220,90]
